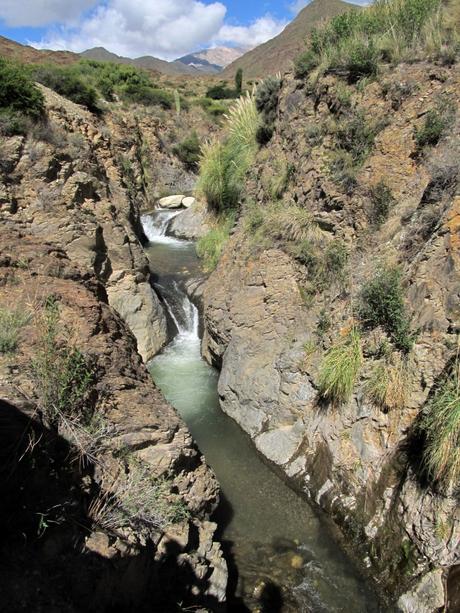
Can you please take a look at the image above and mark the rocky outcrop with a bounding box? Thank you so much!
[202,62,460,607]
[0,84,167,361]
[0,227,227,610]
[168,200,213,240]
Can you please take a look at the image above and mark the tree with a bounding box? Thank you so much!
[235,68,243,95]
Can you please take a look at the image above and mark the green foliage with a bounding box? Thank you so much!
[358,267,413,353]
[0,57,44,134]
[318,327,362,403]
[195,97,227,117]
[0,306,30,354]
[264,157,295,199]
[420,360,460,492]
[368,180,396,226]
[174,89,181,115]
[255,75,282,145]
[206,84,237,100]
[31,297,92,426]
[291,238,348,290]
[196,214,235,271]
[172,131,201,170]
[235,68,243,95]
[329,150,358,194]
[33,64,100,112]
[335,111,378,165]
[294,0,450,81]
[415,99,456,150]
[198,92,259,213]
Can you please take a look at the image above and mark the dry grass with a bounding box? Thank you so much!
[366,352,408,410]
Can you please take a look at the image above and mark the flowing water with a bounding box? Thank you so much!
[142,209,383,612]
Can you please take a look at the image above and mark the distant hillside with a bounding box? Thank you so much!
[81,47,198,76]
[176,47,249,74]
[0,35,77,66]
[222,0,359,79]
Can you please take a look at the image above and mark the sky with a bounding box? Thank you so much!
[0,0,368,61]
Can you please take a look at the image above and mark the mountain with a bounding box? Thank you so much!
[80,47,197,76]
[0,35,77,66]
[176,47,249,74]
[222,0,359,79]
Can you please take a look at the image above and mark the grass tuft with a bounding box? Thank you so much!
[366,352,408,410]
[0,306,30,354]
[318,327,362,403]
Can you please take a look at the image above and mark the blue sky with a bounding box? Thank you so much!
[0,0,366,60]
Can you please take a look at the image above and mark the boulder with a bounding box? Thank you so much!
[182,196,196,208]
[159,194,185,208]
[168,201,212,240]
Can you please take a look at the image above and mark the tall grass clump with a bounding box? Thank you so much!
[295,0,453,82]
[255,75,282,144]
[366,352,408,410]
[196,214,235,271]
[420,359,460,493]
[318,327,362,403]
[0,307,30,354]
[198,91,259,214]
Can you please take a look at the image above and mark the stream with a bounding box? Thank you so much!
[142,209,383,612]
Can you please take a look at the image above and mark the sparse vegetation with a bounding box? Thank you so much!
[318,327,362,403]
[358,267,413,353]
[368,180,396,226]
[415,98,456,150]
[294,0,456,82]
[263,156,295,199]
[420,359,460,493]
[172,131,201,171]
[0,306,30,354]
[196,214,235,271]
[366,352,408,410]
[33,65,100,112]
[31,297,92,428]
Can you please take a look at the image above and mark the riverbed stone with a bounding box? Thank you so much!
[168,201,212,240]
[159,194,185,208]
[182,196,196,208]
[397,570,445,613]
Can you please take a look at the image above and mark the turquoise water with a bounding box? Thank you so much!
[144,211,382,612]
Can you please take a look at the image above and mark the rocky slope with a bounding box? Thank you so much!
[0,87,227,609]
[202,62,460,610]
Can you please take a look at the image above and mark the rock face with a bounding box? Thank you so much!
[0,84,167,362]
[168,200,213,240]
[202,62,460,607]
[0,87,227,609]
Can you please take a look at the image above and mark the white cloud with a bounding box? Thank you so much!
[215,15,287,47]
[0,0,97,27]
[29,1,286,61]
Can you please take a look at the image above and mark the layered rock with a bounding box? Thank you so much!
[202,62,460,607]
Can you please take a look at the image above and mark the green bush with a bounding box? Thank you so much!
[0,306,30,353]
[0,58,44,134]
[335,111,377,165]
[329,150,358,194]
[419,361,460,492]
[292,238,348,290]
[33,65,99,112]
[358,267,413,352]
[235,68,243,95]
[172,131,201,170]
[255,75,281,145]
[294,49,319,79]
[368,180,396,226]
[415,100,455,150]
[318,327,362,403]
[206,84,237,100]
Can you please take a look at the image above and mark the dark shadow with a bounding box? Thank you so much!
[259,581,284,613]
[0,399,225,612]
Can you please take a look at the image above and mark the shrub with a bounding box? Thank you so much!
[31,297,92,427]
[294,49,319,79]
[335,111,377,165]
[329,150,358,194]
[264,157,295,200]
[368,180,396,226]
[415,100,455,150]
[318,327,362,403]
[196,214,235,271]
[195,97,227,117]
[366,352,408,410]
[255,75,281,145]
[358,267,413,352]
[33,65,100,112]
[291,238,348,290]
[0,306,30,353]
[0,57,45,119]
[172,131,201,171]
[235,68,243,95]
[420,360,460,492]
[206,84,237,100]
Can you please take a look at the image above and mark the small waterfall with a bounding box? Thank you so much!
[141,209,181,243]
[157,280,199,339]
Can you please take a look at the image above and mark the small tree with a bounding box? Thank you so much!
[235,68,243,95]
